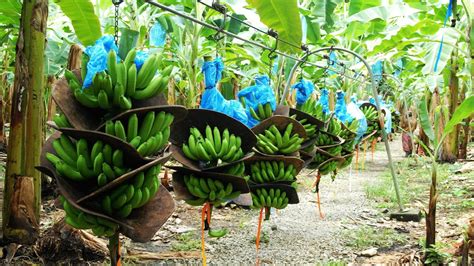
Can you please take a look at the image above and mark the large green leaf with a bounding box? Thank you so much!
[54,0,101,46]
[0,0,21,25]
[304,15,320,44]
[312,0,339,30]
[418,96,435,142]
[422,27,460,75]
[348,0,381,16]
[246,0,302,53]
[443,95,474,136]
[347,4,419,23]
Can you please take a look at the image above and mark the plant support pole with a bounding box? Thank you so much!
[281,47,404,212]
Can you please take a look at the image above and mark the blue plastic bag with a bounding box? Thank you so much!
[237,75,277,127]
[334,91,352,123]
[83,35,119,89]
[150,22,166,47]
[347,102,367,142]
[134,50,149,72]
[317,88,330,114]
[291,79,315,105]
[200,58,248,126]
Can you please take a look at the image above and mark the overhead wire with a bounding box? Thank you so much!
[144,0,371,85]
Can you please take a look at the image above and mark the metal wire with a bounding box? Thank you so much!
[196,0,364,78]
[144,0,369,84]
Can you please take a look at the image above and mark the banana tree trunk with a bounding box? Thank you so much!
[0,73,5,152]
[457,84,471,159]
[440,50,459,163]
[3,0,48,244]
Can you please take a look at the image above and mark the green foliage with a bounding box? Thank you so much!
[423,242,452,264]
[343,226,407,250]
[0,0,21,25]
[348,0,381,16]
[54,0,101,46]
[246,0,302,53]
[418,96,435,142]
[443,95,474,136]
[171,232,201,251]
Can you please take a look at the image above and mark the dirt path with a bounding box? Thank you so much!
[126,136,407,264]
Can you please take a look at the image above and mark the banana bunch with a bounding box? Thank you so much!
[225,162,246,177]
[182,125,244,164]
[299,99,330,121]
[249,103,273,121]
[327,119,342,136]
[103,111,174,157]
[101,164,161,218]
[256,124,303,155]
[314,132,334,146]
[183,174,241,206]
[338,153,353,169]
[290,114,317,138]
[319,160,339,175]
[251,188,289,209]
[68,49,172,111]
[60,196,119,237]
[46,135,133,185]
[53,113,72,128]
[249,161,296,183]
[361,105,378,121]
[339,120,359,151]
[311,152,339,174]
[344,119,359,133]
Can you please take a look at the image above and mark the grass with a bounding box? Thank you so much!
[365,156,474,214]
[343,225,407,250]
[171,232,201,251]
[364,157,449,209]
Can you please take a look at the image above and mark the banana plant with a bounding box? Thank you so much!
[416,94,474,261]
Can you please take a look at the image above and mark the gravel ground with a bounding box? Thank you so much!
[126,136,406,264]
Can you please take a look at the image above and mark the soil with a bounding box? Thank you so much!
[1,134,472,264]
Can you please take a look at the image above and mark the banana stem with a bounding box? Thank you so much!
[264,207,271,220]
[201,204,207,266]
[108,231,121,266]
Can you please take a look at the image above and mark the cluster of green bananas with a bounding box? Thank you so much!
[100,164,161,218]
[251,188,289,209]
[298,98,330,121]
[53,113,72,128]
[183,175,241,206]
[103,111,173,157]
[339,120,359,151]
[327,119,342,136]
[361,105,378,121]
[338,153,353,169]
[60,196,119,237]
[250,161,296,183]
[225,162,245,177]
[249,102,273,121]
[256,124,303,155]
[289,114,317,138]
[319,160,339,175]
[46,135,131,185]
[314,132,334,146]
[68,49,172,111]
[182,125,244,164]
